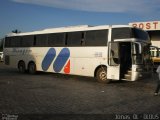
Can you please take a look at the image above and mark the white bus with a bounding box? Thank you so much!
[4,25,152,83]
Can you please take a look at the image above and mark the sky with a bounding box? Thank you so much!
[0,0,160,38]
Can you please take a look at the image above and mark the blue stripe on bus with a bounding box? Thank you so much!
[42,48,56,71]
[53,48,70,73]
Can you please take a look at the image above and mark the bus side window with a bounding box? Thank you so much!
[67,32,82,46]
[48,33,65,47]
[21,35,34,47]
[36,34,48,47]
[10,36,21,47]
[5,37,11,47]
[81,32,85,46]
[111,28,131,41]
[85,30,108,46]
[34,36,36,46]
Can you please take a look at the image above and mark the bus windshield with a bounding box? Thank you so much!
[132,43,151,65]
[132,28,150,41]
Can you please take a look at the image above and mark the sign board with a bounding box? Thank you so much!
[129,21,160,31]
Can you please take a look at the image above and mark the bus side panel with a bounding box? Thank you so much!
[67,47,108,77]
[4,47,108,78]
[37,47,107,77]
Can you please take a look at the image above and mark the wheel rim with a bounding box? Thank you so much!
[29,63,36,74]
[99,71,107,81]
[19,63,25,73]
[19,66,23,72]
[29,64,34,73]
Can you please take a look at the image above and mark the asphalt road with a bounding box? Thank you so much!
[0,62,160,120]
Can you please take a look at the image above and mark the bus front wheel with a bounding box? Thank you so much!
[96,67,110,83]
[28,62,36,74]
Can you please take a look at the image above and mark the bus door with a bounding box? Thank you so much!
[108,42,132,80]
[107,42,120,80]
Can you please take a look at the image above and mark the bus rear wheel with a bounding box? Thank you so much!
[28,62,36,74]
[18,61,26,73]
[96,67,110,83]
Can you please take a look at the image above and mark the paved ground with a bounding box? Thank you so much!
[0,62,160,119]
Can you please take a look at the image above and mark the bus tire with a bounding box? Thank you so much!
[96,67,110,83]
[28,62,36,74]
[18,61,26,73]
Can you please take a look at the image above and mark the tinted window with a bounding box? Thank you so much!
[48,33,65,46]
[35,34,47,47]
[132,28,149,40]
[67,32,83,46]
[112,28,132,41]
[5,37,11,47]
[85,30,108,46]
[9,36,21,47]
[21,35,34,47]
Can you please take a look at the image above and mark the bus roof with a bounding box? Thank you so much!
[7,25,131,37]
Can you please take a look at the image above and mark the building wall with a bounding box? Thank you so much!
[129,21,160,48]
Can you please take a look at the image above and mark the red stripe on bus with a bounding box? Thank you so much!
[64,60,70,74]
